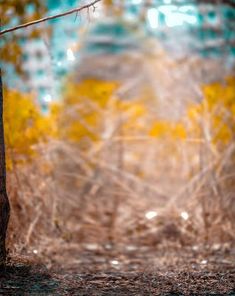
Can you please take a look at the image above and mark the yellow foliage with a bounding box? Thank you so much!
[64,79,117,107]
[53,79,118,143]
[53,79,150,146]
[3,88,53,169]
[149,121,186,139]
[187,76,235,146]
[148,75,235,149]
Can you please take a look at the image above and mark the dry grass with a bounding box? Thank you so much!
[6,127,235,257]
[5,54,235,255]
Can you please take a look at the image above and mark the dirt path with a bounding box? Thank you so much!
[1,245,234,295]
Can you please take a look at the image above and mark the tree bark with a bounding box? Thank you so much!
[0,69,10,269]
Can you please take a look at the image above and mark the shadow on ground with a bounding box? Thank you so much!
[0,264,59,295]
[1,246,235,295]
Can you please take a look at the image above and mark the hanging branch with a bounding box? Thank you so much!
[0,0,101,37]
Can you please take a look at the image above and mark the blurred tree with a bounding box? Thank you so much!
[0,2,46,267]
[0,0,101,268]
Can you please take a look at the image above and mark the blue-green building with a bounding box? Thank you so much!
[2,0,235,111]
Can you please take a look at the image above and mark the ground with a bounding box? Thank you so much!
[1,244,234,295]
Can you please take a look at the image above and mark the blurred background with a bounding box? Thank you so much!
[1,0,235,258]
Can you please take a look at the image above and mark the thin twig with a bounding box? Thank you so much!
[0,0,101,37]
[24,204,42,247]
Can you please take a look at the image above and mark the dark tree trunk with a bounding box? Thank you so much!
[0,69,10,269]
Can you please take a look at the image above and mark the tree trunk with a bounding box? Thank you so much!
[0,69,10,269]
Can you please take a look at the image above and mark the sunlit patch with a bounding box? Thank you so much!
[126,245,137,251]
[179,5,197,15]
[164,0,172,4]
[158,4,176,15]
[33,249,38,254]
[158,5,198,27]
[181,211,189,220]
[84,243,99,251]
[145,211,158,220]
[104,244,113,250]
[192,245,199,251]
[165,12,197,27]
[110,260,119,265]
[131,0,142,4]
[147,8,159,29]
[43,94,52,103]
[67,48,75,61]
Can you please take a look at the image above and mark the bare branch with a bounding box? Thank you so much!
[0,0,101,37]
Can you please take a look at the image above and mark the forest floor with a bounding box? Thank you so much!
[0,244,234,295]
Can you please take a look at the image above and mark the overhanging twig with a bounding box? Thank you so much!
[0,0,101,37]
